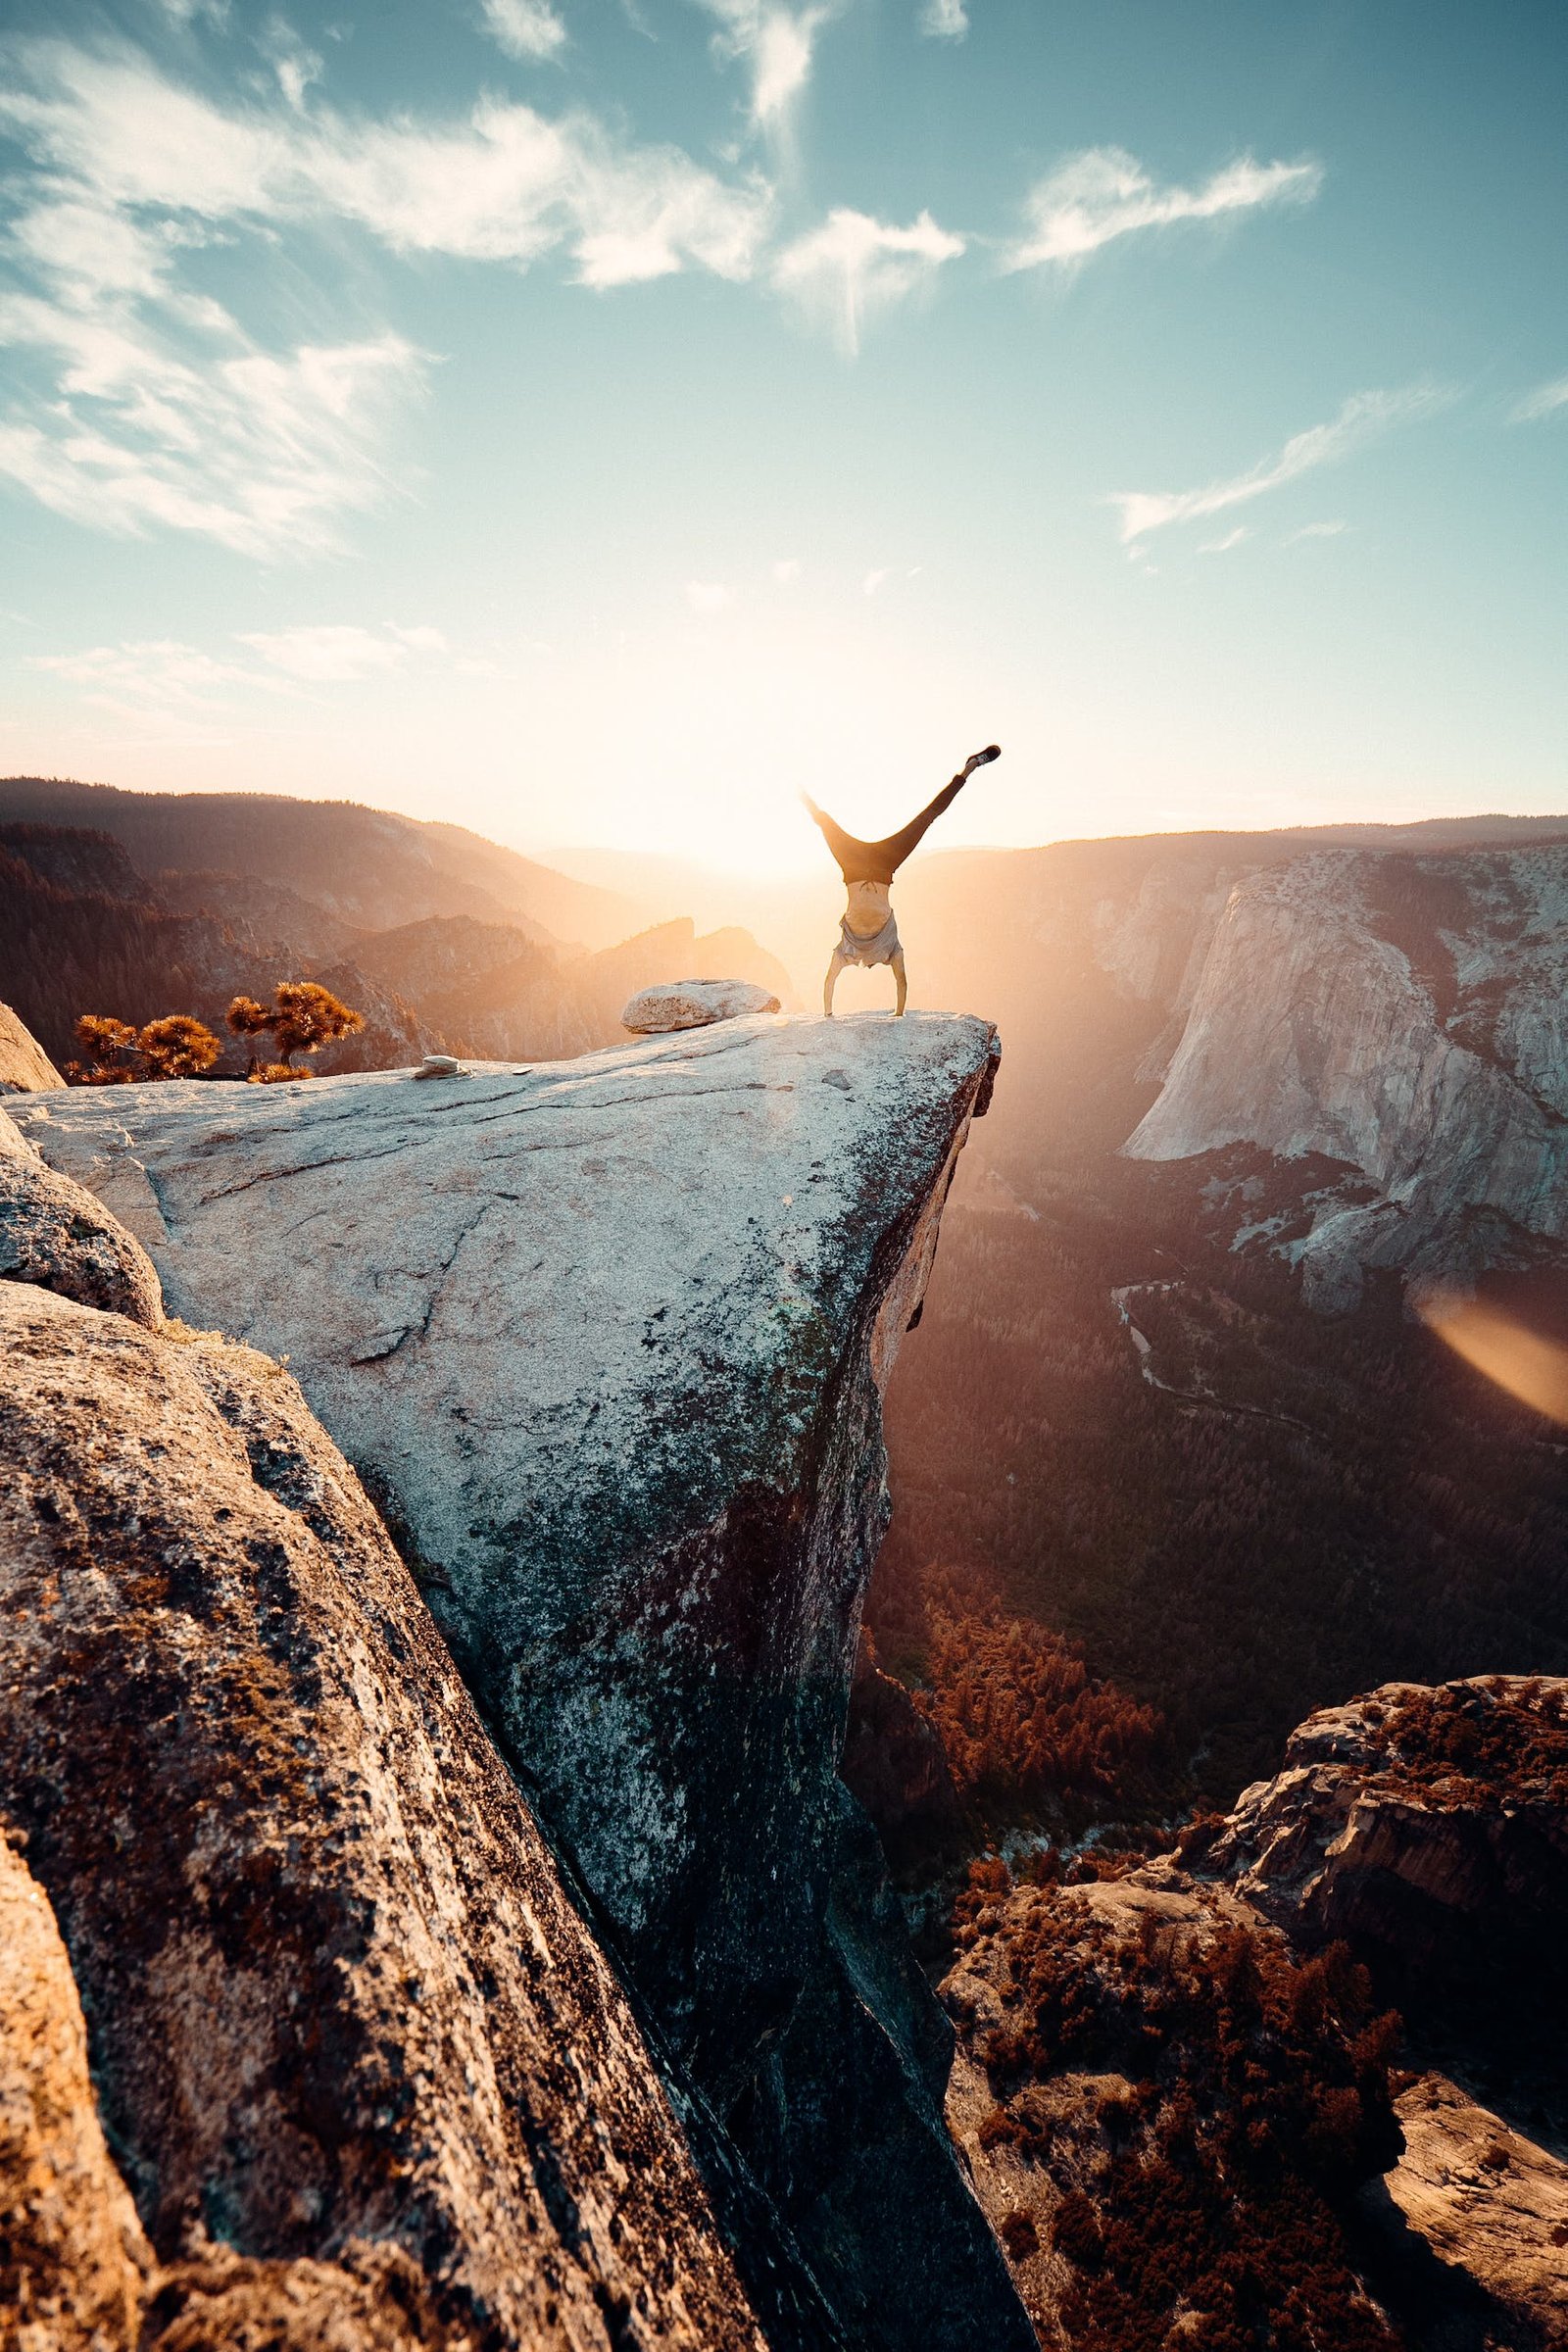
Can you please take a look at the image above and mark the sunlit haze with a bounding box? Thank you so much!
[2,1,1564,872]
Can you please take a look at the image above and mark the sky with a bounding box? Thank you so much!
[0,0,1564,873]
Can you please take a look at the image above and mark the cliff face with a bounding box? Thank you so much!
[1,1132,834,2347]
[16,1012,1030,2351]
[1125,850,1568,1303]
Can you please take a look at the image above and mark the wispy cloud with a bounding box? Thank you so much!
[1512,374,1568,423]
[0,306,427,558]
[27,638,261,714]
[691,1,833,129]
[919,0,968,39]
[0,36,775,550]
[862,566,891,594]
[1198,526,1248,555]
[479,0,568,61]
[1004,146,1321,271]
[772,557,802,583]
[1109,385,1448,545]
[772,206,963,355]
[30,621,463,711]
[237,622,451,679]
[1284,518,1348,543]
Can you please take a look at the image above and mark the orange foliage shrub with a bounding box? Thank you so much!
[962,1881,1403,2352]
[227,983,363,1077]
[67,1011,220,1085]
[1366,1677,1568,1807]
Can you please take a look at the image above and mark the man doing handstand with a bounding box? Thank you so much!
[806,745,1000,1016]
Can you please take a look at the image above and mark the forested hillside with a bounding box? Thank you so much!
[0,775,637,948]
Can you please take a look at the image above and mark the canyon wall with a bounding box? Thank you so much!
[1125,849,1568,1303]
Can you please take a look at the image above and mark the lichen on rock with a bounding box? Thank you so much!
[0,1279,819,2352]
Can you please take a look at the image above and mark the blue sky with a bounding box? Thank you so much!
[0,0,1563,869]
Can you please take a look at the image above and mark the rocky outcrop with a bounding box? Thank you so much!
[0,1835,472,2351]
[0,1833,151,2349]
[1197,1676,1568,2015]
[0,1267,844,2351]
[942,1858,1403,2349]
[937,1676,1568,2348]
[16,1012,1029,2350]
[0,995,63,1091]
[0,1109,163,1329]
[1362,2071,1568,2349]
[1125,851,1568,1304]
[1182,1677,1568,2346]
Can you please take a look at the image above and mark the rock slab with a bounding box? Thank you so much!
[16,1011,1029,2351]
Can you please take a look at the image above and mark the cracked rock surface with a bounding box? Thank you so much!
[18,1010,1029,2351]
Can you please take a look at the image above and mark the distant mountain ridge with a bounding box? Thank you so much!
[0,795,792,1080]
[0,776,640,951]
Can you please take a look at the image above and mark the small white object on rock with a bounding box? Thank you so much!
[413,1054,464,1080]
[620,979,781,1034]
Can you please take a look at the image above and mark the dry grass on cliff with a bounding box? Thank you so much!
[947,1864,1404,2352]
[1361,1676,1568,1809]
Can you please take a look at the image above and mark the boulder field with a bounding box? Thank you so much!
[6,1011,1031,2351]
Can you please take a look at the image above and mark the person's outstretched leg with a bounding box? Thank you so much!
[891,948,907,1016]
[873,748,999,877]
[823,948,848,1016]
[804,796,869,881]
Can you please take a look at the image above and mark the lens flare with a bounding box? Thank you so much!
[1417,1294,1568,1428]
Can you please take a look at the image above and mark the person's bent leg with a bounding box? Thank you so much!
[823,949,848,1017]
[892,948,907,1016]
